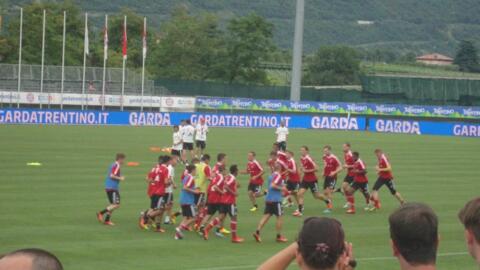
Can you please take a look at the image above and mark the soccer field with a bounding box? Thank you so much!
[0,125,478,270]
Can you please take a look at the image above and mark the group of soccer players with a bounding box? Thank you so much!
[96,122,406,243]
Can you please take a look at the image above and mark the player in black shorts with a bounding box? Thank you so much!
[343,152,372,214]
[97,153,126,226]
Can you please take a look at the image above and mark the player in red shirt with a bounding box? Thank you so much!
[344,151,371,214]
[283,150,301,208]
[203,165,244,243]
[266,151,277,173]
[212,153,227,178]
[240,151,265,212]
[369,149,405,210]
[139,155,171,232]
[294,146,331,217]
[199,165,227,237]
[273,143,289,180]
[322,145,343,213]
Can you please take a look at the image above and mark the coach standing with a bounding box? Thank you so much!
[195,118,209,158]
[275,120,289,151]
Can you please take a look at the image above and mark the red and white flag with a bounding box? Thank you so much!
[142,17,147,59]
[122,16,127,60]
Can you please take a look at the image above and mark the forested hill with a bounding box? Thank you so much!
[5,0,480,54]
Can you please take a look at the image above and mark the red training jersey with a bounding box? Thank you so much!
[247,160,264,185]
[287,158,300,183]
[147,164,168,197]
[353,159,368,183]
[378,154,393,179]
[323,154,341,178]
[344,151,355,177]
[301,155,318,182]
[267,158,276,173]
[207,174,225,204]
[277,151,289,179]
[221,174,237,204]
[212,162,224,178]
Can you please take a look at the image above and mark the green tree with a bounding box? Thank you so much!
[224,13,275,84]
[454,40,479,72]
[304,46,361,85]
[148,6,225,81]
[2,1,84,66]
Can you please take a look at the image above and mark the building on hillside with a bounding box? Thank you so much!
[416,53,454,66]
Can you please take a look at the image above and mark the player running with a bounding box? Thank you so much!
[97,153,126,226]
[193,155,212,230]
[171,125,183,158]
[198,165,227,238]
[164,155,180,225]
[241,151,265,212]
[322,145,342,213]
[175,165,199,240]
[369,149,405,211]
[344,151,372,214]
[294,146,332,217]
[336,143,355,208]
[275,120,289,151]
[266,151,277,173]
[139,155,170,232]
[181,120,195,164]
[203,165,244,243]
[283,150,300,208]
[195,118,209,158]
[253,163,288,243]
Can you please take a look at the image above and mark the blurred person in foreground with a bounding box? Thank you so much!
[258,217,356,270]
[458,197,480,266]
[0,248,63,270]
[389,203,439,270]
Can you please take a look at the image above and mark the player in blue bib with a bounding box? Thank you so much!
[97,153,126,226]
[253,163,288,243]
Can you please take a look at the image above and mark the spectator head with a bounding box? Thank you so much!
[389,203,439,268]
[296,217,348,270]
[458,197,480,264]
[0,248,63,270]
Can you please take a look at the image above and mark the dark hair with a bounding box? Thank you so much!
[230,165,238,175]
[157,155,165,162]
[191,158,200,164]
[186,165,196,173]
[116,153,126,160]
[389,203,438,266]
[186,119,191,125]
[344,142,351,147]
[301,146,309,151]
[5,248,63,270]
[323,145,332,150]
[161,155,171,164]
[249,151,256,157]
[297,217,345,269]
[458,197,480,243]
[217,153,226,162]
[217,164,226,172]
[352,151,359,158]
[173,125,179,129]
[201,154,210,162]
[269,151,277,156]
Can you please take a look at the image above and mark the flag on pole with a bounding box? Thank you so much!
[84,13,89,56]
[103,19,108,60]
[122,16,127,60]
[142,17,147,59]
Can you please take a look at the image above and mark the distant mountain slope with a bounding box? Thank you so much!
[6,0,480,54]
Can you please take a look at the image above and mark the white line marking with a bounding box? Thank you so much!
[191,252,469,270]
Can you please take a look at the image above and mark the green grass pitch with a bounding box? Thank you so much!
[0,125,478,270]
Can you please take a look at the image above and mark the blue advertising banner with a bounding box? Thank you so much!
[196,96,480,119]
[369,118,480,137]
[0,108,366,131]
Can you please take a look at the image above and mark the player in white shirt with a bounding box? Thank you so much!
[182,120,196,164]
[195,118,209,158]
[164,156,180,224]
[171,126,183,158]
[275,120,289,151]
